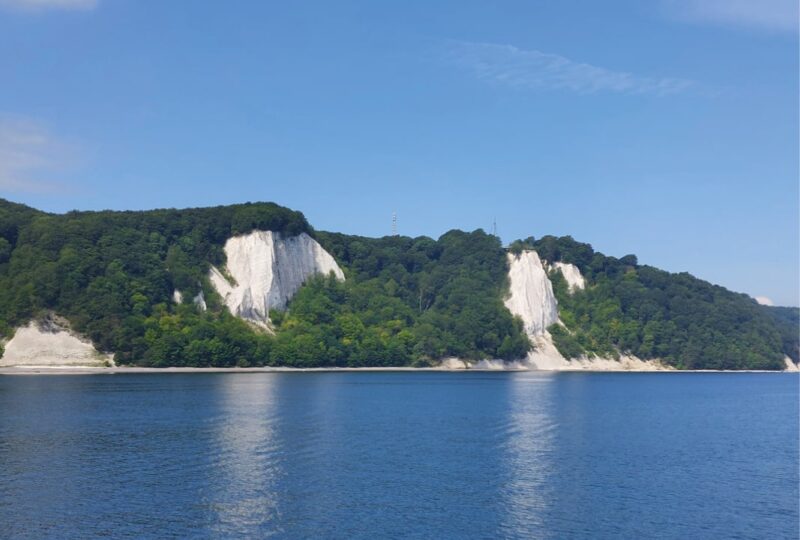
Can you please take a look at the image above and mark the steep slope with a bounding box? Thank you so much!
[504,251,569,369]
[209,231,344,327]
[504,250,666,370]
[505,251,559,335]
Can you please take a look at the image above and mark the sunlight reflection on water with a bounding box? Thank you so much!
[500,373,557,537]
[208,375,281,536]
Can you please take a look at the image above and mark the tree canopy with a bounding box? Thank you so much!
[528,235,796,370]
[0,200,794,370]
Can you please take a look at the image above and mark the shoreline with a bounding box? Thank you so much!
[0,366,795,376]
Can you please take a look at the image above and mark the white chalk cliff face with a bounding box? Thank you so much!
[505,250,666,371]
[552,262,585,293]
[505,251,559,336]
[504,251,569,369]
[1,317,112,367]
[209,231,344,326]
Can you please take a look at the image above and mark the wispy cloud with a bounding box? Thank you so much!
[445,41,695,96]
[0,118,78,193]
[0,0,97,12]
[662,0,798,33]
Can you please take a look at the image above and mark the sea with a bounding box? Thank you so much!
[0,372,797,539]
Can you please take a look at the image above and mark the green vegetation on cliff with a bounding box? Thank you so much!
[0,199,309,365]
[271,231,530,366]
[519,235,796,370]
[0,199,795,370]
[0,200,528,367]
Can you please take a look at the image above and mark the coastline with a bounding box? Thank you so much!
[0,365,795,376]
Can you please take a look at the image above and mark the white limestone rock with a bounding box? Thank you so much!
[552,262,585,293]
[209,231,344,327]
[172,290,183,304]
[505,251,559,336]
[1,316,113,367]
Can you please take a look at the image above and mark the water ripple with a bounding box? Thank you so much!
[0,372,796,539]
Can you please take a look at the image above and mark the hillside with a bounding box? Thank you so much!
[0,199,795,370]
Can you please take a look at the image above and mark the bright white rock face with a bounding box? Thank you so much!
[552,262,585,293]
[1,318,112,367]
[784,356,799,372]
[209,231,344,326]
[505,251,559,336]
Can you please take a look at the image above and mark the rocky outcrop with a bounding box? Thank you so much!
[209,231,344,327]
[0,315,112,367]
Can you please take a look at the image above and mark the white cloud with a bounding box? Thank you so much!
[0,0,97,12]
[754,296,775,306]
[663,0,798,33]
[445,41,695,96]
[0,118,77,193]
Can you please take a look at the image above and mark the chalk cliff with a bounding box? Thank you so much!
[505,251,559,336]
[0,316,112,367]
[505,251,666,371]
[209,231,344,327]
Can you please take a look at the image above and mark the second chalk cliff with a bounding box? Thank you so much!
[209,231,344,327]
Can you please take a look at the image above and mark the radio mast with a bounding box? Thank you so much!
[392,212,397,236]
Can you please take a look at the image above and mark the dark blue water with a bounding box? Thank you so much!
[0,372,797,539]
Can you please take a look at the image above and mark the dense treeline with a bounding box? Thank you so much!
[0,199,795,369]
[519,235,796,370]
[0,199,528,366]
[0,199,309,364]
[762,305,800,364]
[271,230,530,366]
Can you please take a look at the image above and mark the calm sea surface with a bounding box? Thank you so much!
[0,372,797,539]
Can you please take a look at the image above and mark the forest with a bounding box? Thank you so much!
[0,198,796,370]
[514,235,796,370]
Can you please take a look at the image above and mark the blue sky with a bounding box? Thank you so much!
[0,0,797,305]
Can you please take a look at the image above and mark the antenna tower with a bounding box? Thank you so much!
[392,212,397,236]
